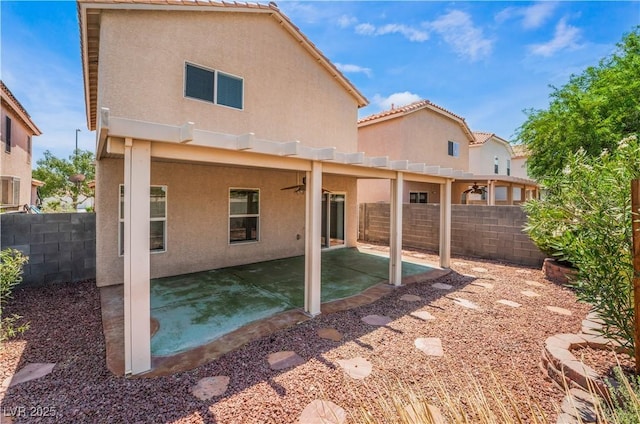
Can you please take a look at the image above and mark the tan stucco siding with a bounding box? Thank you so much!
[400,112,469,170]
[468,139,512,176]
[97,10,358,151]
[511,157,529,179]
[96,158,357,287]
[357,179,440,204]
[357,120,405,161]
[1,105,33,206]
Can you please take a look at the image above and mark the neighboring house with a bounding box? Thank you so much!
[456,132,538,205]
[79,0,456,375]
[510,144,530,179]
[0,81,42,211]
[357,100,473,205]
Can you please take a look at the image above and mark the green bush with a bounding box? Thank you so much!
[0,248,29,341]
[524,135,640,352]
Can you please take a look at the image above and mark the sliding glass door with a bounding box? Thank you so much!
[321,193,345,248]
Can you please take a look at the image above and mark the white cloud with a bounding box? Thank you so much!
[355,22,428,42]
[372,92,422,111]
[337,14,358,28]
[355,22,376,36]
[529,18,581,57]
[427,10,493,61]
[496,2,558,29]
[335,63,372,77]
[522,2,558,29]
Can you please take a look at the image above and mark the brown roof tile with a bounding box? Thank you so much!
[471,131,494,145]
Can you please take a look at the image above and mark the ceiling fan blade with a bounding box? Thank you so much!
[281,185,304,191]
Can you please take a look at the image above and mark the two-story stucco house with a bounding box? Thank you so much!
[456,132,538,205]
[79,0,457,375]
[357,100,473,205]
[1,81,42,211]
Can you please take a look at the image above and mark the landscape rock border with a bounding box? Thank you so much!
[541,312,627,424]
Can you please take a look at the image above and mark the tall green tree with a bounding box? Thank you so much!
[32,149,95,210]
[516,27,640,179]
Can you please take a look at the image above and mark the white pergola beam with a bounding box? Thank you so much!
[425,165,440,174]
[236,133,255,150]
[344,152,364,164]
[366,156,389,168]
[179,122,194,143]
[280,141,299,156]
[438,168,453,176]
[390,160,409,170]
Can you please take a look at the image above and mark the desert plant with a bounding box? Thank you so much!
[0,248,29,341]
[524,135,640,352]
[605,366,640,424]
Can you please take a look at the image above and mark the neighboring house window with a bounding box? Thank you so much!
[4,116,11,153]
[27,136,32,162]
[507,159,511,176]
[119,185,167,255]
[409,192,428,203]
[185,63,243,110]
[229,189,259,243]
[494,156,499,174]
[447,141,459,157]
[1,177,20,205]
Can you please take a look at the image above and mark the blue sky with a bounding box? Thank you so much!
[2,1,639,165]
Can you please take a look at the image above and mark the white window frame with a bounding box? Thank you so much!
[409,192,428,203]
[507,159,511,176]
[118,184,167,256]
[447,140,459,157]
[184,62,244,111]
[494,156,499,174]
[1,176,20,205]
[322,191,347,250]
[229,188,260,245]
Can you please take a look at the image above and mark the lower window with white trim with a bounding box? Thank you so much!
[409,192,428,203]
[119,185,167,255]
[229,189,259,243]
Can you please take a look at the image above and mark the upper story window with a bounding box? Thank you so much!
[4,116,11,153]
[447,141,459,157]
[494,156,499,174]
[27,136,32,163]
[507,159,511,176]
[185,63,243,110]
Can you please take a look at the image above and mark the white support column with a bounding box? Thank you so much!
[389,172,403,285]
[304,161,322,316]
[439,179,452,268]
[488,180,496,206]
[123,138,151,375]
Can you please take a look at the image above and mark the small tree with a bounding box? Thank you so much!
[516,27,640,179]
[524,135,640,352]
[32,149,95,210]
[0,248,29,341]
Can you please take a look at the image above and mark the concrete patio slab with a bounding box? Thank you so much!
[99,248,448,376]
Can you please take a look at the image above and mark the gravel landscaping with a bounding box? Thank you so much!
[1,249,593,423]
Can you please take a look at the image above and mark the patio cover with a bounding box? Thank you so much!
[97,108,467,375]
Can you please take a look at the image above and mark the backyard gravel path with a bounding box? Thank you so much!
[1,250,591,423]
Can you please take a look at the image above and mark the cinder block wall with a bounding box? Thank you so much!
[359,204,545,267]
[1,213,96,286]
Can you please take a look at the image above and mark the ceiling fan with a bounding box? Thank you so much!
[281,176,331,194]
[463,182,486,195]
